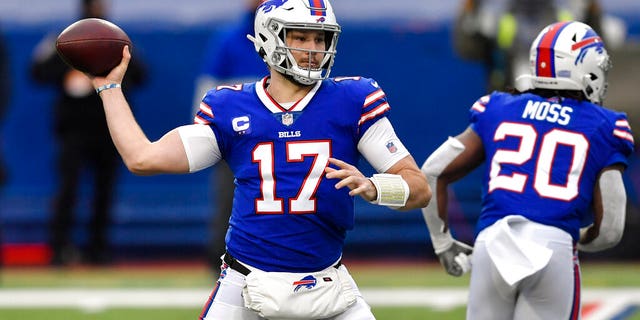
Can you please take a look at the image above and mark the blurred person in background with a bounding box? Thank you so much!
[0,23,9,189]
[192,0,267,270]
[452,0,606,93]
[0,22,10,269]
[422,21,633,319]
[87,0,429,318]
[30,0,146,266]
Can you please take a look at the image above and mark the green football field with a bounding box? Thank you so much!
[0,260,638,319]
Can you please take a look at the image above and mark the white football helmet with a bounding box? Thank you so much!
[247,0,341,85]
[515,21,611,104]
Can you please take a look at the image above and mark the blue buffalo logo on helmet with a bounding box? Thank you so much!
[260,0,329,16]
[293,275,317,292]
[572,28,605,65]
[260,0,288,13]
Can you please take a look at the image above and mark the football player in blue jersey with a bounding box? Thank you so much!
[421,21,634,319]
[88,0,430,319]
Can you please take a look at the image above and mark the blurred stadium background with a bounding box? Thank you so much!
[0,1,639,318]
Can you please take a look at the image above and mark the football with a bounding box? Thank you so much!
[55,18,132,77]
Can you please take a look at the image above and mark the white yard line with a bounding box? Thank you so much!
[581,289,640,320]
[0,288,207,309]
[0,287,638,319]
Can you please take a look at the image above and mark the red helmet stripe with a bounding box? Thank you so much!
[309,0,326,16]
[536,21,571,77]
[571,36,602,51]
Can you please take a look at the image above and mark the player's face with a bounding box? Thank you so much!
[285,29,326,71]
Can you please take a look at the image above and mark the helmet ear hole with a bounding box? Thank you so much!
[585,85,594,96]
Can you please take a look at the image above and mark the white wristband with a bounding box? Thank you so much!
[95,83,121,94]
[368,173,410,207]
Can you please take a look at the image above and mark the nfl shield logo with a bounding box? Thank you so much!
[386,141,397,153]
[282,113,293,126]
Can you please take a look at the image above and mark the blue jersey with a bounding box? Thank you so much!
[195,76,390,272]
[470,92,634,241]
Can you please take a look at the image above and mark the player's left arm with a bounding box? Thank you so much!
[380,155,431,210]
[325,117,430,210]
[325,155,430,211]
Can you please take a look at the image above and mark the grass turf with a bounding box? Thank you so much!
[3,260,639,288]
[0,260,638,320]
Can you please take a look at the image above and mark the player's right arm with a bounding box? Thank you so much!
[421,126,484,276]
[91,46,191,175]
[579,112,633,252]
[578,165,627,252]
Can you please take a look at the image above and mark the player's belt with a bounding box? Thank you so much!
[223,252,252,276]
[223,252,342,276]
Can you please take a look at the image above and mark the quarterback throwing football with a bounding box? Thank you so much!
[89,0,430,319]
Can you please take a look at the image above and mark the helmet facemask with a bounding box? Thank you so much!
[268,20,340,85]
[581,52,611,104]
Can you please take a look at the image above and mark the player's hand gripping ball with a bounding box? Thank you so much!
[55,18,131,77]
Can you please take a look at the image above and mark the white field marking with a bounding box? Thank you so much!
[362,288,468,310]
[581,288,640,320]
[0,288,207,309]
[0,287,638,319]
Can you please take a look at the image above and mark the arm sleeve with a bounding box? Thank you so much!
[357,117,410,172]
[177,124,222,173]
[420,137,466,253]
[577,170,626,252]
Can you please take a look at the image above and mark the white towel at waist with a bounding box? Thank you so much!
[477,215,572,286]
